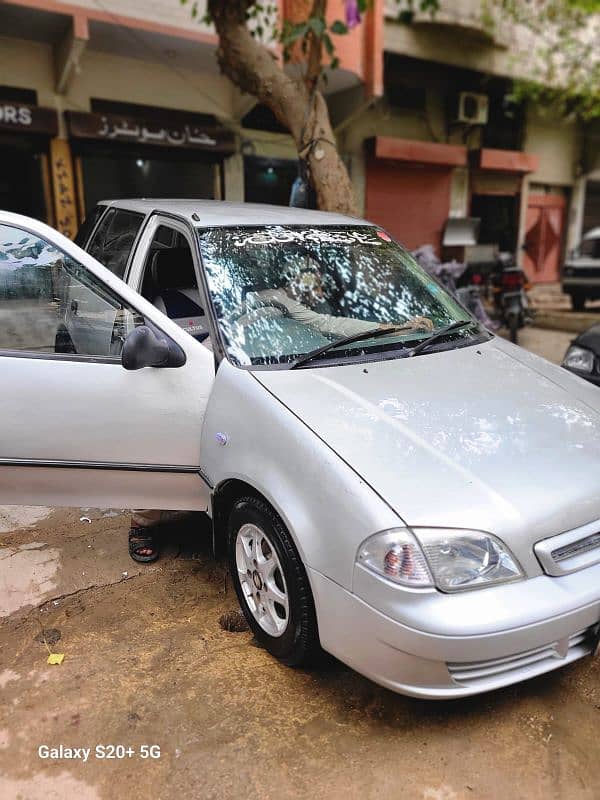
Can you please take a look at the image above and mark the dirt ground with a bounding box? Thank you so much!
[1,328,599,800]
[1,508,599,800]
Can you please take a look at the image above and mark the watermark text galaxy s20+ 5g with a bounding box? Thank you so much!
[38,744,161,762]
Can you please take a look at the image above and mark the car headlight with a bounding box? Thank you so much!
[357,527,523,592]
[562,345,595,373]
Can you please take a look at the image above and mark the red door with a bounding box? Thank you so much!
[523,194,566,283]
[365,158,452,252]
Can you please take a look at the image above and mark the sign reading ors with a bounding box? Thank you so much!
[0,103,59,135]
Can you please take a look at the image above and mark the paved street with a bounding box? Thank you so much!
[1,329,599,800]
[505,326,574,364]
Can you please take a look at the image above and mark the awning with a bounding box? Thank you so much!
[372,136,467,167]
[476,148,539,173]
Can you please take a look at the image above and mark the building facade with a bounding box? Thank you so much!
[0,0,597,283]
[336,0,598,282]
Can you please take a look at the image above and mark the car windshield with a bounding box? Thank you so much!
[579,237,600,259]
[197,225,475,366]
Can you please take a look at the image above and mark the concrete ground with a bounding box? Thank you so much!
[509,326,574,364]
[1,329,599,800]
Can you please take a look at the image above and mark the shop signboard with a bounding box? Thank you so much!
[0,103,58,136]
[67,111,235,154]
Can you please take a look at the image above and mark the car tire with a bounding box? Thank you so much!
[570,293,585,312]
[508,313,519,344]
[227,495,322,667]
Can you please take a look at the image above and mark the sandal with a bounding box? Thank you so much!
[128,527,160,563]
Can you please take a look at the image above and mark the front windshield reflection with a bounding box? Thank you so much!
[197,225,473,366]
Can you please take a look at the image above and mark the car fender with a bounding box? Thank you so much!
[200,359,402,590]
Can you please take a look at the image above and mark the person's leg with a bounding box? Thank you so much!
[128,510,163,563]
[128,511,189,563]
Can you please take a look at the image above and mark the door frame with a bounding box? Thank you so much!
[127,211,228,363]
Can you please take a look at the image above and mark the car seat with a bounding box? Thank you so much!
[151,247,209,343]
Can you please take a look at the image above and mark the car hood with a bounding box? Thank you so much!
[254,338,600,568]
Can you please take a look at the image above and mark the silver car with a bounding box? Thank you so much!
[1,201,599,699]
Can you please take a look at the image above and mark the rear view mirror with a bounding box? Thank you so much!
[122,325,186,370]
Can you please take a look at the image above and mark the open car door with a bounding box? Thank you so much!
[0,211,213,511]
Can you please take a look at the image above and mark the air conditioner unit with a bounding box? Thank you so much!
[457,92,489,125]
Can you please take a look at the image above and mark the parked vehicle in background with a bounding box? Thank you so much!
[490,252,532,344]
[411,244,498,331]
[562,228,600,311]
[562,323,600,386]
[2,201,600,699]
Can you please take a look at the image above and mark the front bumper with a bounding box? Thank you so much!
[309,565,600,699]
[562,277,600,298]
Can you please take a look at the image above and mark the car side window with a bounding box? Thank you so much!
[0,224,144,359]
[86,208,144,279]
[580,238,600,259]
[74,204,106,248]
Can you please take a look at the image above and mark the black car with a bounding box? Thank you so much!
[562,323,600,386]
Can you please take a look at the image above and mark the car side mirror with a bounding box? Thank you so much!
[122,325,186,370]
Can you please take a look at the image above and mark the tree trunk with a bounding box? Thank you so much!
[208,0,359,216]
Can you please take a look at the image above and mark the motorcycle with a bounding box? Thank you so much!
[491,253,532,344]
[411,245,499,331]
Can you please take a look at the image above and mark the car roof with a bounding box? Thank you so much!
[98,199,371,228]
[583,227,600,240]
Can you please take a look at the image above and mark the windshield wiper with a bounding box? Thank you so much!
[407,320,474,357]
[288,325,417,370]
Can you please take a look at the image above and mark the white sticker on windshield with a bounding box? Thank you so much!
[231,228,384,248]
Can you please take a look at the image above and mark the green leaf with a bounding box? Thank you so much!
[281,21,309,45]
[331,56,340,69]
[398,10,414,24]
[308,16,326,37]
[323,32,335,56]
[330,20,349,35]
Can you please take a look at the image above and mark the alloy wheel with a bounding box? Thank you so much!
[235,523,289,637]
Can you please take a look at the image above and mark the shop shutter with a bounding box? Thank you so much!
[365,158,452,252]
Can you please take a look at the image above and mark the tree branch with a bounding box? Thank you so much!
[206,0,359,215]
